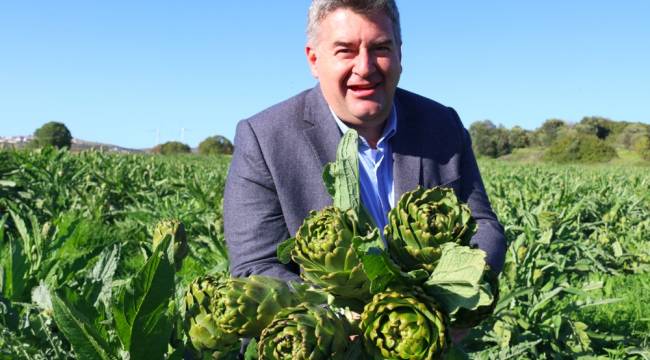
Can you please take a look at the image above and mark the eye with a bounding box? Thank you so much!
[374,46,391,54]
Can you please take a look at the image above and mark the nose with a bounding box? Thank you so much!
[352,49,376,77]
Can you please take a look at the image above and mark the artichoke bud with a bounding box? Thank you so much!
[386,187,477,274]
[361,291,449,359]
[183,275,239,354]
[516,245,528,262]
[152,219,189,269]
[258,303,354,360]
[292,207,373,307]
[218,275,298,338]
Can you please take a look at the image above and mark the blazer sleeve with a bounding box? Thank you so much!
[223,120,301,282]
[456,115,507,273]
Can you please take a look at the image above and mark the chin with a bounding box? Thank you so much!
[351,105,387,122]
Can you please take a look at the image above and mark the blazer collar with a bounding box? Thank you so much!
[302,85,341,168]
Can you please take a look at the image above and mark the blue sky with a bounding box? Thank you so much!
[1,1,649,149]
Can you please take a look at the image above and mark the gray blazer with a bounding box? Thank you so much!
[224,85,506,282]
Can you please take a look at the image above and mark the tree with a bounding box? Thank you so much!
[633,133,650,161]
[33,121,72,149]
[543,133,617,163]
[198,135,234,155]
[536,119,566,146]
[153,141,191,155]
[618,124,650,149]
[509,126,531,149]
[469,120,512,158]
[576,116,612,140]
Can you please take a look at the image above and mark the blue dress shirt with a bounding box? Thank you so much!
[331,106,398,233]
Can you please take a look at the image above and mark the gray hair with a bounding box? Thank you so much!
[307,0,402,46]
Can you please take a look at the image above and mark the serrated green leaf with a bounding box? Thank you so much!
[277,237,295,264]
[51,292,116,360]
[112,234,175,360]
[323,129,361,214]
[423,243,489,314]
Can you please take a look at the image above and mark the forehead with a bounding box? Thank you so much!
[317,8,395,44]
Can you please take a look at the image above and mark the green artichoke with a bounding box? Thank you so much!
[385,187,477,273]
[292,206,376,309]
[218,275,298,338]
[183,275,239,357]
[152,219,189,270]
[452,268,500,328]
[258,303,354,360]
[360,291,449,359]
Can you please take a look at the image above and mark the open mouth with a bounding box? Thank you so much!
[348,83,380,97]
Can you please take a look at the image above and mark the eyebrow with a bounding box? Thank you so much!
[332,39,394,48]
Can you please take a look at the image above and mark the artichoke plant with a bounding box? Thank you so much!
[360,291,448,360]
[258,303,355,360]
[292,206,376,309]
[385,187,476,273]
[183,275,239,357]
[218,275,298,338]
[152,219,189,270]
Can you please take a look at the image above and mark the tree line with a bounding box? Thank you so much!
[11,119,650,163]
[18,121,234,155]
[469,116,650,163]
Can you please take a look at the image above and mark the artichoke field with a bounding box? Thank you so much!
[1,144,648,359]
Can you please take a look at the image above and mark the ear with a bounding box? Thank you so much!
[305,45,319,78]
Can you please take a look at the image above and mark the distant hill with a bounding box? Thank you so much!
[0,135,145,153]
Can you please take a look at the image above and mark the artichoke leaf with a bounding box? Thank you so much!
[423,243,492,315]
[277,237,295,264]
[361,248,429,294]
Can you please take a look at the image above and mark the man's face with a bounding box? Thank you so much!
[306,8,402,129]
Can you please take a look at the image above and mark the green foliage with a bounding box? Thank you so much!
[509,126,531,149]
[154,141,191,155]
[536,118,567,147]
[633,133,650,161]
[544,133,618,163]
[198,135,233,155]
[581,272,650,343]
[465,162,650,358]
[1,148,649,359]
[33,122,72,149]
[576,116,613,140]
[618,123,650,150]
[469,120,512,158]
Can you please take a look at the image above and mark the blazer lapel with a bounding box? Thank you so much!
[302,86,341,168]
[392,95,423,202]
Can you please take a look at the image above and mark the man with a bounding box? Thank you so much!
[224,0,505,287]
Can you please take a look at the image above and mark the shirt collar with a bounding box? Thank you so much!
[330,104,398,148]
